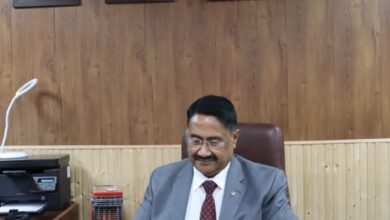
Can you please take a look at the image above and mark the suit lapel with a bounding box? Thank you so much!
[219,156,246,220]
[169,160,193,219]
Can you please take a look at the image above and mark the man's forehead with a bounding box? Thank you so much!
[188,114,223,127]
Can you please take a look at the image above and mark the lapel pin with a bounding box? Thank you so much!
[230,191,236,196]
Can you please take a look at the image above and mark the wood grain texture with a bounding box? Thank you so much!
[7,139,390,219]
[0,1,12,142]
[0,0,390,144]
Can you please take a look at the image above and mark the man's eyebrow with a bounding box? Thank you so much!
[189,134,202,139]
[189,134,223,140]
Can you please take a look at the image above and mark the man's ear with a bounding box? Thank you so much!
[184,129,189,142]
[232,129,239,148]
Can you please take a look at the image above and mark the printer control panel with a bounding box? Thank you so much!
[33,176,57,191]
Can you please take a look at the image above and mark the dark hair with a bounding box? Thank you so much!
[186,95,237,131]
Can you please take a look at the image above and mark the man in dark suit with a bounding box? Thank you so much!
[133,95,298,220]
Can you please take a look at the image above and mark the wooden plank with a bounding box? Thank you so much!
[324,144,334,220]
[11,6,55,145]
[77,0,103,144]
[375,143,389,220]
[286,0,307,140]
[353,143,361,220]
[333,144,346,220]
[345,144,354,219]
[350,0,382,139]
[145,1,181,144]
[303,145,311,219]
[295,145,304,218]
[301,0,335,140]
[54,5,83,144]
[367,143,376,219]
[332,0,354,139]
[316,145,325,220]
[235,0,261,123]
[100,3,154,144]
[0,1,12,141]
[254,0,288,130]
[359,143,368,219]
[380,0,390,138]
[208,1,238,109]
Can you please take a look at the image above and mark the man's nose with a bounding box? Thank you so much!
[197,143,211,156]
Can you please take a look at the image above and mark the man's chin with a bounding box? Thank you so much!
[195,161,217,176]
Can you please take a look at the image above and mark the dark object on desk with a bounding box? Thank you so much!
[0,202,78,220]
[0,155,71,212]
[4,210,30,220]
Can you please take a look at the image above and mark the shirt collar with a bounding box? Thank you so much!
[191,161,231,192]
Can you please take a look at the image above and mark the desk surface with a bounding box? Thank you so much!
[0,202,78,220]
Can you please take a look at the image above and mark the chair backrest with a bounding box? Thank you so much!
[181,122,286,171]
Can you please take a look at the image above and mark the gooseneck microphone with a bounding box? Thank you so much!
[0,78,38,159]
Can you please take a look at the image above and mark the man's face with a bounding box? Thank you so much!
[187,114,239,177]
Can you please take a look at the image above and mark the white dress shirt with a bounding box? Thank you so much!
[184,162,231,220]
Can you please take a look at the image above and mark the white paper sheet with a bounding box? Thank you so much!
[0,203,46,214]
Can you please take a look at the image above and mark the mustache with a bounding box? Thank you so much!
[193,154,217,161]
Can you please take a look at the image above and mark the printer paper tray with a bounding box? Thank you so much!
[0,203,46,214]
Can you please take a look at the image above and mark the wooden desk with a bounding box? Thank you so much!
[0,202,79,220]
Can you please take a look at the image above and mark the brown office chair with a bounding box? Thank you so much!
[181,122,286,172]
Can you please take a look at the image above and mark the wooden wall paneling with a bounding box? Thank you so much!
[302,0,335,140]
[353,142,362,220]
[185,1,216,96]
[94,2,120,144]
[333,0,354,139]
[0,1,12,141]
[145,2,180,144]
[367,143,376,219]
[122,149,136,216]
[208,1,238,107]
[380,0,390,137]
[324,144,334,219]
[254,0,288,130]
[345,143,354,220]
[119,4,155,144]
[34,15,63,145]
[359,142,368,219]
[237,0,289,125]
[333,143,346,220]
[6,140,390,219]
[302,144,312,220]
[78,0,103,144]
[350,0,382,138]
[99,5,144,144]
[55,6,83,144]
[3,0,390,144]
[11,7,55,145]
[170,0,216,141]
[285,140,390,220]
[286,0,307,140]
[296,144,305,218]
[100,3,154,144]
[317,144,326,220]
[308,144,321,220]
[235,0,262,123]
[375,143,389,220]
